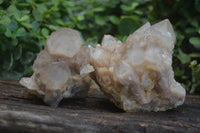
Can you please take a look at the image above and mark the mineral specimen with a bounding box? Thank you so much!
[20,19,186,111]
[20,28,94,107]
[90,19,186,111]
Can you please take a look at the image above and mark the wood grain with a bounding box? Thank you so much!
[0,78,200,133]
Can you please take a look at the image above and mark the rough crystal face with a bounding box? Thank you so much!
[46,28,83,58]
[20,19,186,111]
[90,19,186,111]
[20,28,94,107]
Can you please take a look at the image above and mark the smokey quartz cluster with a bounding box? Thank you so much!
[20,19,186,111]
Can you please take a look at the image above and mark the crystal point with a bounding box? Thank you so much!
[90,19,186,111]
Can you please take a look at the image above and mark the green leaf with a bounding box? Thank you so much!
[116,35,128,42]
[134,10,143,15]
[17,3,30,7]
[189,60,197,68]
[174,67,184,77]
[64,21,74,27]
[63,1,75,7]
[118,17,139,35]
[7,5,21,20]
[37,4,48,14]
[40,39,46,46]
[11,39,18,46]
[177,49,191,64]
[190,19,198,27]
[0,24,6,34]
[185,28,196,34]
[32,21,40,31]
[44,24,59,31]
[0,10,6,16]
[93,7,105,12]
[109,16,120,25]
[0,0,3,4]
[83,37,98,47]
[0,16,11,26]
[21,22,33,29]
[50,6,59,12]
[95,16,106,26]
[26,0,34,4]
[176,31,185,46]
[21,10,30,15]
[5,28,12,38]
[55,19,65,25]
[85,9,94,17]
[16,27,26,37]
[189,37,200,49]
[120,2,139,12]
[76,23,85,30]
[41,28,49,38]
[17,15,29,22]
[33,9,43,21]
[77,15,85,21]
[23,66,33,76]
[8,21,18,31]
[51,0,60,6]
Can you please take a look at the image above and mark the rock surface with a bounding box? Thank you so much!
[90,19,186,111]
[20,28,94,107]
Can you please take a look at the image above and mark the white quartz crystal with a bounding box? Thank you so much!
[20,28,94,107]
[90,19,186,111]
[20,20,186,111]
[46,28,83,58]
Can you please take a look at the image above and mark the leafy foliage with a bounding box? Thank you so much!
[0,0,199,93]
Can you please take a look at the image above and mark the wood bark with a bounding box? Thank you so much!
[0,78,199,133]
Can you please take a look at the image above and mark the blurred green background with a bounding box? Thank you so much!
[0,0,199,93]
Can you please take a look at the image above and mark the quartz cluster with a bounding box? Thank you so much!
[20,19,186,111]
[20,28,94,107]
[90,19,185,111]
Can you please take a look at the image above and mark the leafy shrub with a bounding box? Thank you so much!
[0,0,199,93]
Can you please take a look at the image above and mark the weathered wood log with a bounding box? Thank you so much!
[0,78,200,133]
